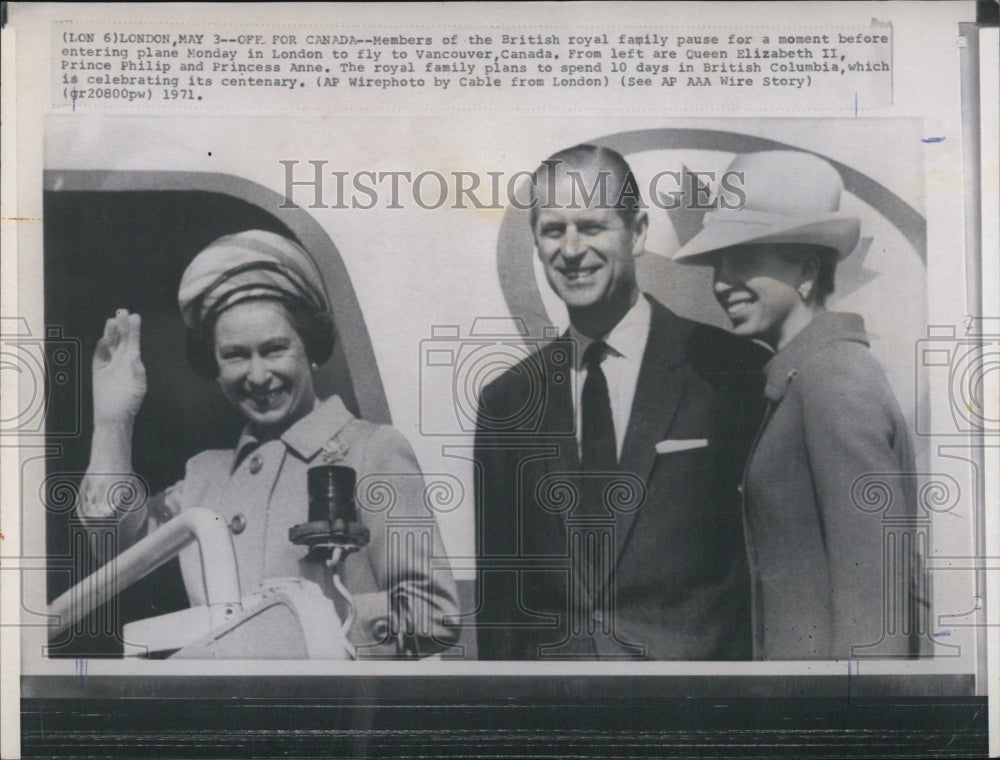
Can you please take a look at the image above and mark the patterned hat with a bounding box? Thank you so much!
[178,230,329,328]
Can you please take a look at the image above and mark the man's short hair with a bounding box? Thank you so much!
[530,144,644,228]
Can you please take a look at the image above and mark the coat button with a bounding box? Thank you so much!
[230,513,247,534]
[248,454,263,474]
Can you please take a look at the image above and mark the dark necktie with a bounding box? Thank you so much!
[577,340,617,619]
[580,340,617,472]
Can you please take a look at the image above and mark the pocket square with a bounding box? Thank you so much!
[655,438,709,454]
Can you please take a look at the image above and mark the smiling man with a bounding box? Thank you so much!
[474,145,767,660]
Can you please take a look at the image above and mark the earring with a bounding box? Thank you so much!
[798,283,812,302]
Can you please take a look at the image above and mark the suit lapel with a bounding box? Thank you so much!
[528,337,579,567]
[540,335,579,473]
[614,298,692,562]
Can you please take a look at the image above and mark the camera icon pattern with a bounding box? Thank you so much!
[915,319,1000,436]
[420,318,573,436]
[0,317,82,437]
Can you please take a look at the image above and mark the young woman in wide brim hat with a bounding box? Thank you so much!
[675,151,926,661]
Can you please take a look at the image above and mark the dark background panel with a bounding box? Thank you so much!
[20,696,989,758]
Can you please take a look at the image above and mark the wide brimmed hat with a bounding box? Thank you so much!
[673,151,860,264]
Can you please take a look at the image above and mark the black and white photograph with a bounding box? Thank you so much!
[2,2,996,757]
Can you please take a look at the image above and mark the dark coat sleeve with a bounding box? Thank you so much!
[686,324,771,480]
[473,376,520,660]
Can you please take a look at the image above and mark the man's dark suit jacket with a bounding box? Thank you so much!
[474,295,766,660]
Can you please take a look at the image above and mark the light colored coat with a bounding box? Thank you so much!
[141,396,460,655]
[744,311,921,659]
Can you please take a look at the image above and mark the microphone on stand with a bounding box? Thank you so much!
[289,465,371,641]
[289,465,370,559]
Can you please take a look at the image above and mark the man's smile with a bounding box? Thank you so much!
[557,264,602,281]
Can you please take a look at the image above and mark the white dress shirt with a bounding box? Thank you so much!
[568,294,652,459]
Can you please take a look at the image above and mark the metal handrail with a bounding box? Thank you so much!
[47,507,242,637]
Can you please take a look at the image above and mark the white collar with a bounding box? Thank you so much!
[570,294,652,367]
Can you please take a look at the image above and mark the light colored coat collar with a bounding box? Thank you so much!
[764,312,869,402]
[233,395,354,469]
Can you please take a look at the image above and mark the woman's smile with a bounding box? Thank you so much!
[213,300,317,437]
